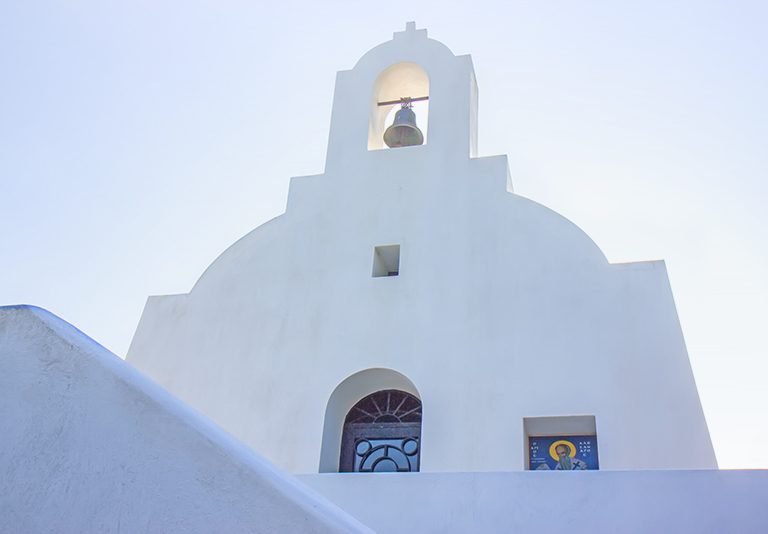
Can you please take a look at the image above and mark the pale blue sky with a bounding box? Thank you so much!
[1,1,766,468]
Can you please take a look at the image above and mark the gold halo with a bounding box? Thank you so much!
[549,440,576,462]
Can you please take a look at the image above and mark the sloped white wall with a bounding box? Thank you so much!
[301,470,768,534]
[0,306,371,534]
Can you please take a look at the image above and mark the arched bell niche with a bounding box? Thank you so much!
[319,368,422,473]
[368,62,430,150]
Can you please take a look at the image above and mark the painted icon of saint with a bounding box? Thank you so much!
[553,442,587,470]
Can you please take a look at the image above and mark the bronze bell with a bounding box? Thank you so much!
[383,105,424,148]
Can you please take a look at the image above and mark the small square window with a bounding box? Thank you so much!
[372,245,400,278]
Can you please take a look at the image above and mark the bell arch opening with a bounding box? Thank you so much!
[368,62,430,151]
[319,368,422,473]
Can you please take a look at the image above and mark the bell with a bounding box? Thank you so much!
[383,106,424,148]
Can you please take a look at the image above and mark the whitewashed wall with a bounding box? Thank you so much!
[128,25,716,474]
[0,306,370,534]
[301,470,768,533]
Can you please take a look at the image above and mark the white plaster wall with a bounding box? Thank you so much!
[128,25,716,474]
[300,470,768,533]
[0,305,371,534]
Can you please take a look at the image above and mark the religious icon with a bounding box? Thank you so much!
[528,435,599,470]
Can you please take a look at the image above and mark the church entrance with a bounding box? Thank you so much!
[339,389,422,473]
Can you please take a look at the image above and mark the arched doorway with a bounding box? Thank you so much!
[339,389,422,472]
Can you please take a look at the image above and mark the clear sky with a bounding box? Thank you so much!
[1,1,766,468]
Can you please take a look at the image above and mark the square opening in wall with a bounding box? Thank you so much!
[372,245,400,277]
[523,415,599,471]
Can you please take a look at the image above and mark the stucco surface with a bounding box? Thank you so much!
[0,305,371,534]
[301,470,768,533]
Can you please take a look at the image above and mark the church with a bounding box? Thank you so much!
[2,23,767,534]
[128,21,715,474]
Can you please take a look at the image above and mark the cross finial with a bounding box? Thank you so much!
[394,21,427,40]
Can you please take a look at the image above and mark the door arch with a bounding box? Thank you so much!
[319,368,422,473]
[340,389,422,472]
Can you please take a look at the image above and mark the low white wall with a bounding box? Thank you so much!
[0,306,371,534]
[300,470,768,533]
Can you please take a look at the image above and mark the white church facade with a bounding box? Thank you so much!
[127,22,716,474]
[7,23,768,534]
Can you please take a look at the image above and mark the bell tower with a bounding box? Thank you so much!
[325,22,480,172]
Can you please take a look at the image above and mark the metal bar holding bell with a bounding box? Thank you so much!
[377,96,430,107]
